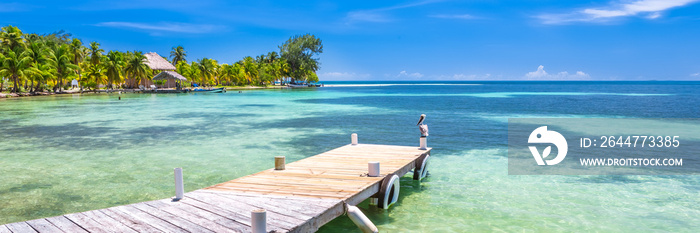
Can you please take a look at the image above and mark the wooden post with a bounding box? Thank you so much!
[174,168,184,201]
[275,156,285,170]
[251,209,266,233]
[368,162,380,177]
[351,133,358,145]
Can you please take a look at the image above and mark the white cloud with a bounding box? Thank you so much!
[525,65,591,80]
[537,0,698,24]
[345,0,441,24]
[526,65,549,78]
[345,11,392,23]
[396,70,424,78]
[320,72,371,80]
[691,73,700,76]
[429,14,477,20]
[94,22,222,34]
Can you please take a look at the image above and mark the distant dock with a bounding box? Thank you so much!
[1,138,432,232]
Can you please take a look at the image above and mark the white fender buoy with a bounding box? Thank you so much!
[413,153,430,181]
[346,204,378,233]
[377,174,400,209]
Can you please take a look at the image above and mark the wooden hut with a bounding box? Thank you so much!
[152,71,187,89]
[142,52,184,88]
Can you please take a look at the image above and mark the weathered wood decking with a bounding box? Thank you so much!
[1,144,432,233]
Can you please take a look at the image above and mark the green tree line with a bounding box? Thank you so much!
[1,25,322,93]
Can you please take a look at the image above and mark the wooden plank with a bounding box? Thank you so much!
[0,225,12,233]
[211,192,336,219]
[231,178,369,190]
[112,205,186,232]
[178,197,253,227]
[237,173,373,184]
[182,195,292,232]
[98,209,162,233]
[187,191,301,231]
[240,170,378,180]
[147,200,249,232]
[288,201,345,233]
[130,202,215,233]
[201,190,341,207]
[64,212,112,233]
[219,181,361,193]
[25,219,64,233]
[82,209,138,233]
[44,216,88,233]
[4,222,37,233]
[208,185,351,199]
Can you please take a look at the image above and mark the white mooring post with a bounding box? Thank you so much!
[368,162,380,177]
[420,137,427,150]
[251,209,267,233]
[368,161,381,205]
[275,156,286,170]
[174,167,184,201]
[351,133,358,145]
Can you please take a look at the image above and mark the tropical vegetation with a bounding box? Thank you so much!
[0,25,323,94]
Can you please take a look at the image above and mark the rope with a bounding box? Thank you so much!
[342,200,348,215]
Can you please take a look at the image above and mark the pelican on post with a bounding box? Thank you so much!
[417,114,428,137]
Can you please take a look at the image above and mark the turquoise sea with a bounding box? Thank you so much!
[1,81,699,232]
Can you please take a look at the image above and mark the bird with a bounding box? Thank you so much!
[417,114,428,137]
[417,114,426,125]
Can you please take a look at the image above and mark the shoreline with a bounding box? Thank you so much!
[0,85,294,99]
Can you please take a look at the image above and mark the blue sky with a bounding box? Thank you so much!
[2,0,700,80]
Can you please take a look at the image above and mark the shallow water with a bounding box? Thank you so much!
[1,81,699,232]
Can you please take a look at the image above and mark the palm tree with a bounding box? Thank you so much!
[83,63,106,90]
[69,38,85,91]
[0,49,35,93]
[170,46,186,66]
[189,61,201,85]
[50,44,78,92]
[197,58,216,86]
[0,53,4,91]
[103,50,124,90]
[175,60,191,82]
[233,62,245,85]
[25,41,52,93]
[219,64,235,85]
[266,51,278,63]
[124,51,150,88]
[272,58,288,84]
[242,56,258,85]
[88,42,104,66]
[34,63,56,92]
[0,25,25,52]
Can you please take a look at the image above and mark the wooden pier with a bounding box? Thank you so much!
[1,143,432,233]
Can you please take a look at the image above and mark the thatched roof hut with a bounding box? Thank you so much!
[144,52,176,71]
[153,71,187,81]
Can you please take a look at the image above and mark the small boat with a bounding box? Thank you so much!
[287,83,309,88]
[191,87,225,93]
